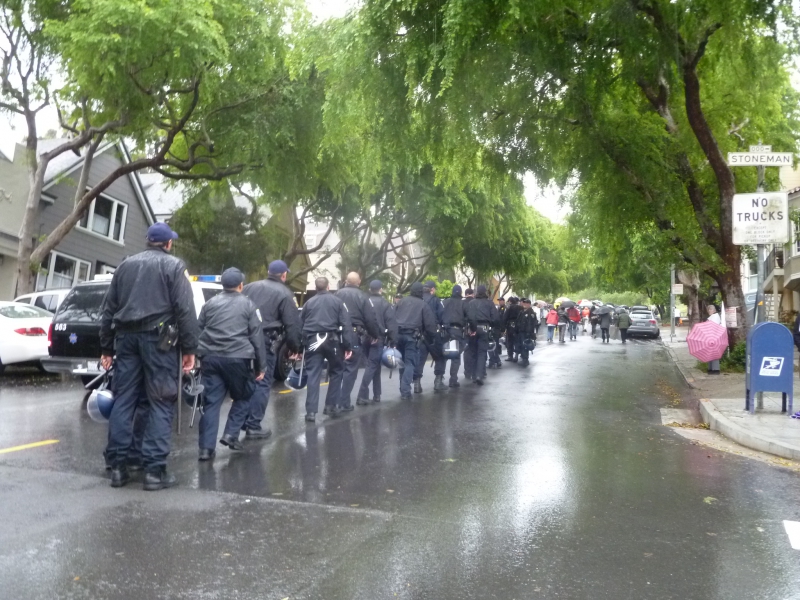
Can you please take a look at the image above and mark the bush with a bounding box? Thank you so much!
[696,341,746,373]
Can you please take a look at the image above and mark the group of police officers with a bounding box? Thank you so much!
[99,222,539,490]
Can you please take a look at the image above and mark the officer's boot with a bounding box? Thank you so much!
[372,395,381,403]
[449,377,460,388]
[356,396,371,406]
[143,468,177,491]
[413,378,423,394]
[433,376,446,392]
[110,466,130,488]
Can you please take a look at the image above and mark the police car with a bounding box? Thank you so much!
[42,275,223,384]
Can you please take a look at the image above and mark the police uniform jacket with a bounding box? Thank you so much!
[301,290,353,350]
[394,295,437,339]
[517,308,539,337]
[504,304,523,330]
[424,292,444,325]
[100,247,198,355]
[369,292,398,344]
[198,291,267,373]
[336,285,382,339]
[242,274,301,352]
[441,295,466,328]
[465,297,501,331]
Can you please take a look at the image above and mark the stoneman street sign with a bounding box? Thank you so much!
[732,192,789,245]
[728,152,794,166]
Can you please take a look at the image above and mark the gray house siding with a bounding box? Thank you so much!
[35,147,153,280]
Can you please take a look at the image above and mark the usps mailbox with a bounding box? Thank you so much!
[745,322,794,414]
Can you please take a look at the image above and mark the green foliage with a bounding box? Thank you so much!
[698,341,746,373]
[570,288,649,307]
[435,279,454,298]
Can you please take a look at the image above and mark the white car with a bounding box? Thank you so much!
[0,301,53,372]
[14,288,72,313]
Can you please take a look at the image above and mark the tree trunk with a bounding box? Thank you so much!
[716,269,747,345]
[14,112,44,297]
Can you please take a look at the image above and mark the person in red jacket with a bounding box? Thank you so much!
[545,308,559,344]
[567,306,581,341]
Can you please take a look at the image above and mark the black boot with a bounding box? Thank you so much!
[433,376,446,392]
[372,395,381,403]
[245,428,272,440]
[110,467,130,488]
[356,396,371,406]
[305,413,315,422]
[413,379,423,394]
[220,434,244,451]
[449,378,460,388]
[143,469,177,491]
[198,448,215,461]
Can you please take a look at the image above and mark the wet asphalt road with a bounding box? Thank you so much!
[2,335,800,599]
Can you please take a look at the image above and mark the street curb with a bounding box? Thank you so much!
[699,398,800,461]
[663,344,698,389]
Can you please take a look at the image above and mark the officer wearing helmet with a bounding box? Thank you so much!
[356,280,397,405]
[462,288,476,380]
[301,277,353,421]
[336,272,381,411]
[517,298,539,367]
[489,297,506,369]
[393,282,437,400]
[433,284,466,390]
[195,268,267,461]
[413,280,443,393]
[242,259,301,439]
[464,285,501,385]
[503,296,523,363]
[100,222,198,491]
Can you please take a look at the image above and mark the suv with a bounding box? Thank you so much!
[14,288,71,313]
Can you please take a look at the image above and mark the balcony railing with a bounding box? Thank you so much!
[763,247,784,277]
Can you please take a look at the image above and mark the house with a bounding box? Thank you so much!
[0,139,155,300]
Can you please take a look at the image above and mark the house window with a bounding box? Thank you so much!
[794,222,800,256]
[79,195,127,242]
[36,251,91,291]
[747,260,758,292]
[304,234,317,249]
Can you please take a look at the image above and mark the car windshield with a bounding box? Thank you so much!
[632,311,653,318]
[0,304,52,319]
[56,285,108,323]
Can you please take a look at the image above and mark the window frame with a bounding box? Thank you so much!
[36,250,92,291]
[77,193,128,244]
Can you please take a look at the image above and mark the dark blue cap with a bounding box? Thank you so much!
[268,260,290,275]
[452,285,462,296]
[221,267,244,288]
[423,280,436,288]
[369,280,383,291]
[147,222,178,243]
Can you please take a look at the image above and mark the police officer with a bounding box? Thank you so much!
[433,284,466,389]
[517,298,539,367]
[196,268,267,460]
[504,296,523,362]
[356,280,397,405]
[413,280,443,393]
[489,297,506,369]
[242,259,301,439]
[100,222,198,491]
[302,277,353,421]
[464,285,501,386]
[462,288,476,380]
[394,282,437,400]
[336,272,381,410]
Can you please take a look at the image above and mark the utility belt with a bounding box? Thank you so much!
[399,328,422,340]
[116,317,178,352]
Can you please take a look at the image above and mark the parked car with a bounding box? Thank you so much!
[14,288,71,313]
[627,310,660,339]
[0,301,53,373]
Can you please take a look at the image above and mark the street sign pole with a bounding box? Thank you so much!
[755,165,766,325]
[670,265,676,342]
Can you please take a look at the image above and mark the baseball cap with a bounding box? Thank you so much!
[369,280,383,292]
[268,260,290,275]
[424,280,436,288]
[221,267,245,288]
[147,222,179,243]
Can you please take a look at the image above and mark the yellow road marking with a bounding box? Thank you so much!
[0,439,59,454]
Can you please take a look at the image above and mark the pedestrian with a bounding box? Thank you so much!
[557,305,568,343]
[336,272,382,411]
[394,282,438,399]
[599,308,612,343]
[617,308,632,344]
[465,285,501,385]
[590,305,599,338]
[706,305,722,374]
[413,280,443,393]
[196,268,267,461]
[434,284,467,389]
[504,297,523,361]
[490,296,506,369]
[567,305,581,340]
[301,277,353,421]
[545,307,558,343]
[462,288,476,379]
[356,280,398,404]
[517,298,538,366]
[581,306,590,333]
[673,306,681,326]
[100,222,198,491]
[241,259,302,439]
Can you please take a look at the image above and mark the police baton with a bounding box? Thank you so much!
[298,348,306,385]
[177,351,183,435]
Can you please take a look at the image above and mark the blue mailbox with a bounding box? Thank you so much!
[746,322,794,415]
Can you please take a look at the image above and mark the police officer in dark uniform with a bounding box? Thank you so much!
[394,282,437,400]
[356,280,397,405]
[462,288,476,380]
[433,284,466,389]
[517,298,539,367]
[100,222,198,491]
[302,277,353,421]
[413,280,443,393]
[242,259,301,439]
[464,285,500,386]
[196,268,267,460]
[489,297,506,369]
[336,272,381,410]
[504,296,523,362]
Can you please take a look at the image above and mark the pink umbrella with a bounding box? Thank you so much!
[686,321,728,362]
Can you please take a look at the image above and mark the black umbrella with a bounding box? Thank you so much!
[596,305,613,315]
[560,300,577,309]
[615,307,627,314]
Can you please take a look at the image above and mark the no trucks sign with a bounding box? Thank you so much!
[732,192,789,245]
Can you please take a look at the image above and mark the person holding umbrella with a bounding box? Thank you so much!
[706,305,722,374]
[617,308,632,344]
[597,305,613,343]
[557,303,569,343]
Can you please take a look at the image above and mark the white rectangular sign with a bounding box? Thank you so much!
[728,152,794,166]
[749,145,771,153]
[759,356,785,377]
[732,192,789,245]
[671,284,684,295]
[725,306,738,328]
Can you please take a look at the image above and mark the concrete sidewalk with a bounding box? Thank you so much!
[662,324,800,461]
